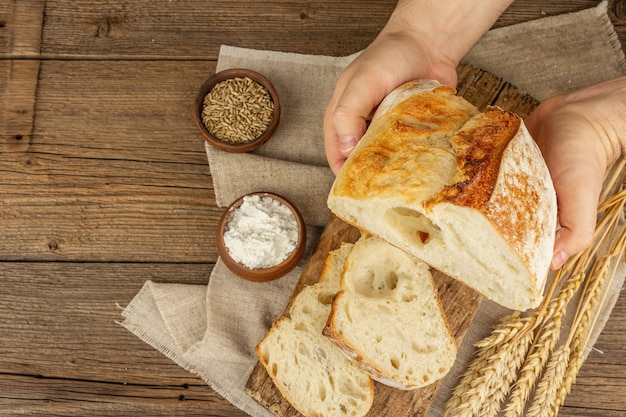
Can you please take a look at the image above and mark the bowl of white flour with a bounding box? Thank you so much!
[217,192,306,282]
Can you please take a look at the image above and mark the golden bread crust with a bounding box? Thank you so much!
[432,106,521,208]
[334,83,480,204]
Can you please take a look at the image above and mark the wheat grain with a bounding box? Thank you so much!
[201,76,274,144]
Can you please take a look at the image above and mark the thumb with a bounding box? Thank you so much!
[333,76,385,153]
[324,74,386,175]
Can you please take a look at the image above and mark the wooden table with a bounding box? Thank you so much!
[1,1,624,416]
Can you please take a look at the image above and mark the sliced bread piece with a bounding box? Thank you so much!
[324,235,457,390]
[327,80,557,311]
[255,243,374,417]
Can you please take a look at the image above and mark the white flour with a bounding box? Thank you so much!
[223,195,299,269]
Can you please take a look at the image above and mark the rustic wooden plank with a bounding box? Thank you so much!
[0,374,248,417]
[0,60,221,262]
[0,2,44,151]
[0,197,220,262]
[33,60,214,164]
[0,0,45,56]
[560,409,626,417]
[496,0,604,28]
[0,60,38,152]
[564,373,626,412]
[39,0,396,59]
[456,64,539,117]
[0,262,212,382]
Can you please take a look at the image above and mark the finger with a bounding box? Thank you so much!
[324,70,387,175]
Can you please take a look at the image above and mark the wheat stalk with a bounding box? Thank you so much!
[549,181,626,413]
[548,171,625,415]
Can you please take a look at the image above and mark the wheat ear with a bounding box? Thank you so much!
[475,332,534,417]
[444,315,534,417]
[443,312,527,416]
[443,311,521,415]
[503,317,561,417]
[525,344,570,417]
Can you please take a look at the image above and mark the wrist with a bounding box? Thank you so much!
[562,76,626,165]
[382,0,514,66]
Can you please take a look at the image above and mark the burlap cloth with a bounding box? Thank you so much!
[121,2,626,416]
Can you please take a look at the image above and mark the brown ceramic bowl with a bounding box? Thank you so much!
[216,192,306,282]
[194,68,281,153]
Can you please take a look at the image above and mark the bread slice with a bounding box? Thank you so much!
[255,244,374,417]
[323,235,456,390]
[327,80,557,311]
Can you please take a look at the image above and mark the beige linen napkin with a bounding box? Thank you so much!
[121,2,626,417]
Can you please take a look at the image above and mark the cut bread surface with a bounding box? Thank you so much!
[255,244,374,417]
[324,235,456,390]
[328,80,557,311]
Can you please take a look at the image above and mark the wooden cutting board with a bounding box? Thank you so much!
[245,64,540,417]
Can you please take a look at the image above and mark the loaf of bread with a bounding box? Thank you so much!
[255,244,374,417]
[327,80,557,311]
[324,234,456,390]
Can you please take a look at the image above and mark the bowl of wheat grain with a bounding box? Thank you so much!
[194,68,281,152]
